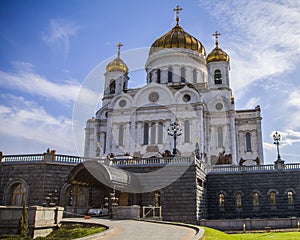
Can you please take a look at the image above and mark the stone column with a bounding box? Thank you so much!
[129,113,136,155]
[230,111,237,165]
[106,112,112,154]
[256,107,264,164]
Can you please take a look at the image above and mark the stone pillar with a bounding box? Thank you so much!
[230,112,237,165]
[106,112,112,155]
[130,112,136,155]
[256,106,264,164]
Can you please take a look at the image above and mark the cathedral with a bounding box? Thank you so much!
[84,7,264,167]
[1,6,299,231]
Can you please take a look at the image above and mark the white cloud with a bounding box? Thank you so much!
[0,62,99,106]
[279,88,300,129]
[243,97,261,109]
[199,0,300,95]
[263,142,275,151]
[41,18,81,56]
[270,130,300,147]
[0,95,76,153]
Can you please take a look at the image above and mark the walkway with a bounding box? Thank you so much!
[62,218,204,240]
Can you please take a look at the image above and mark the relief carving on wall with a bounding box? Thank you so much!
[216,151,232,165]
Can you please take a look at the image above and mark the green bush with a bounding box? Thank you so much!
[18,202,29,237]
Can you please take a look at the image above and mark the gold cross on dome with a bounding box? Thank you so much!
[212,31,221,46]
[173,5,183,24]
[116,42,123,58]
[173,5,183,16]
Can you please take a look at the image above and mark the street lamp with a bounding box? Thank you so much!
[167,122,182,155]
[104,188,118,218]
[273,131,281,160]
[43,189,58,207]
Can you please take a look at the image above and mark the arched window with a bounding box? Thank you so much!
[144,123,149,145]
[168,67,173,83]
[288,191,294,206]
[149,72,152,83]
[217,127,223,148]
[214,69,222,84]
[270,191,276,206]
[253,192,260,206]
[150,122,156,144]
[118,124,124,146]
[109,80,116,94]
[154,191,161,207]
[9,183,26,206]
[246,132,252,151]
[193,69,197,83]
[181,67,186,83]
[184,120,190,143]
[236,193,242,207]
[103,133,106,154]
[157,69,161,83]
[157,122,163,144]
[219,193,225,208]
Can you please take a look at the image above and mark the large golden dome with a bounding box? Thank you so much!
[106,57,128,74]
[149,23,206,56]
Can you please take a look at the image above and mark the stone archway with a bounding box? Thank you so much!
[3,178,29,206]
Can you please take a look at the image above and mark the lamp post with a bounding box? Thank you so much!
[104,188,118,219]
[43,189,58,207]
[273,131,284,167]
[167,122,182,155]
[273,131,281,160]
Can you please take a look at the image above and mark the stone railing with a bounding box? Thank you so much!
[3,152,298,173]
[208,163,300,174]
[1,154,44,163]
[1,152,196,167]
[110,155,194,166]
[0,153,107,165]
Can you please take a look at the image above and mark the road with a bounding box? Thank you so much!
[62,218,204,240]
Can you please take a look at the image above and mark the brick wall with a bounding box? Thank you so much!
[206,169,300,219]
[0,162,75,206]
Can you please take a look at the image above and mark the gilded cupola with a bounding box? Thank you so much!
[149,6,206,56]
[106,42,128,74]
[206,31,230,63]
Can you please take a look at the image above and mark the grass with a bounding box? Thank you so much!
[200,227,300,240]
[0,223,106,240]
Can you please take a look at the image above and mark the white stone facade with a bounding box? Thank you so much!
[84,27,264,167]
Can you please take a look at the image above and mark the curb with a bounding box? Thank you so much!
[137,218,204,240]
[60,219,114,240]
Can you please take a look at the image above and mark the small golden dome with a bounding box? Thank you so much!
[106,57,128,74]
[206,46,230,63]
[149,23,206,56]
[207,31,229,63]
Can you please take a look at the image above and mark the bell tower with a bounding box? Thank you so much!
[207,31,230,89]
[104,42,129,103]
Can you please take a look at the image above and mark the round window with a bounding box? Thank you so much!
[119,99,126,107]
[215,103,223,110]
[183,94,191,102]
[149,92,159,102]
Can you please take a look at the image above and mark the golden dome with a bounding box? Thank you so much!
[106,57,128,74]
[207,32,229,63]
[206,46,230,63]
[149,23,206,56]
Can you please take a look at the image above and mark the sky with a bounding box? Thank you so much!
[0,0,300,164]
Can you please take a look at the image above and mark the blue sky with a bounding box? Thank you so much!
[1,0,300,164]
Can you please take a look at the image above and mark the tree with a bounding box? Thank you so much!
[18,201,29,237]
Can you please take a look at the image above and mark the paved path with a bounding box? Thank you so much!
[62,218,203,240]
